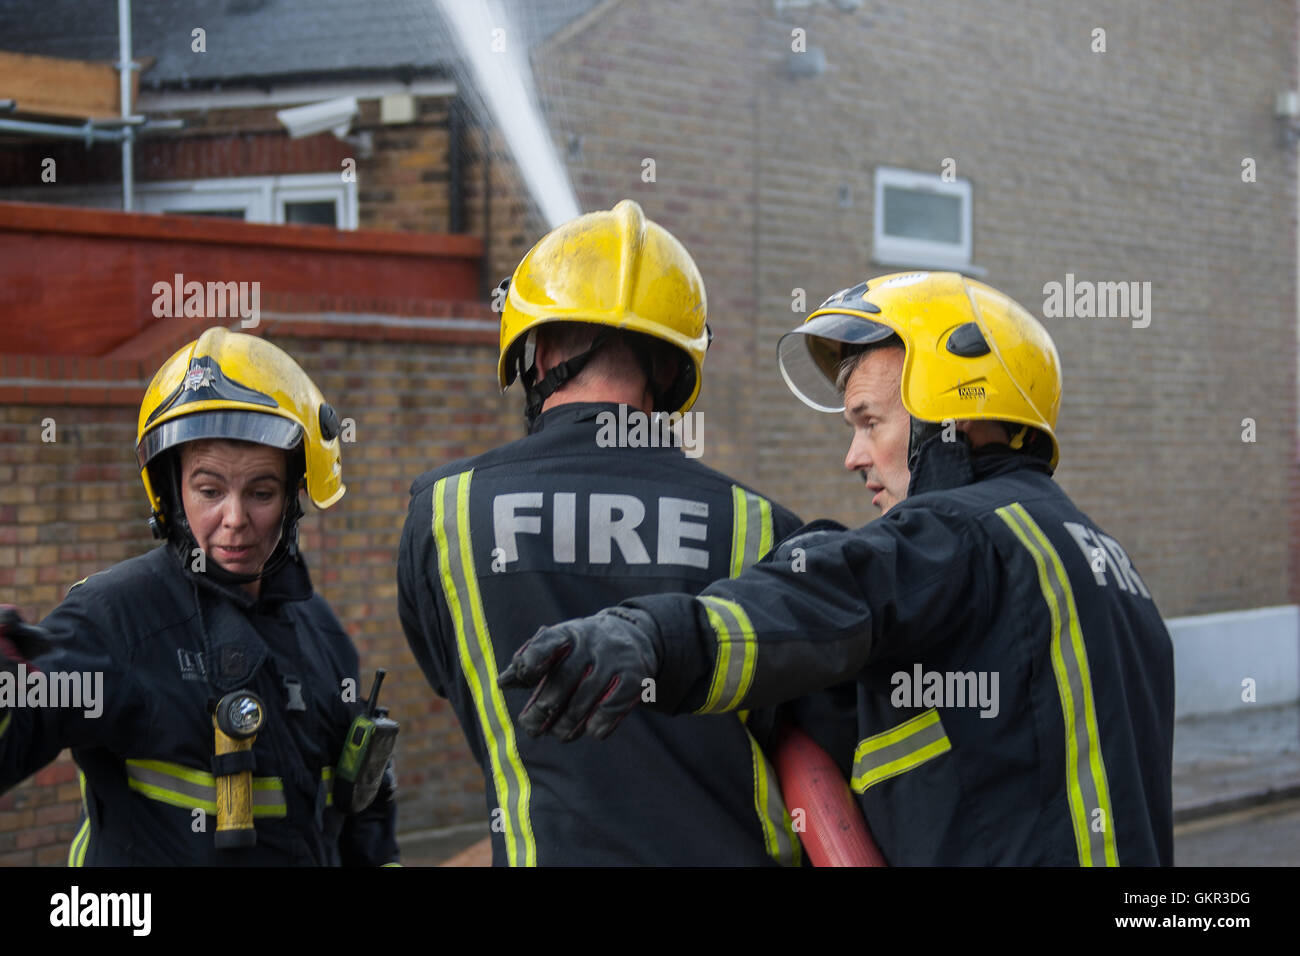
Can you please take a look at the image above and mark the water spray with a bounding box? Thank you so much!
[434,0,581,228]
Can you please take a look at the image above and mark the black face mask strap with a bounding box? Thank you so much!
[521,329,614,430]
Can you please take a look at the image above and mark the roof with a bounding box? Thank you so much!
[0,0,604,89]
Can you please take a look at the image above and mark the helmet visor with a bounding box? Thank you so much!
[777,312,898,413]
[137,410,303,469]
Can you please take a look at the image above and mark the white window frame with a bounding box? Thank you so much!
[873,166,973,271]
[0,173,358,229]
[272,173,358,230]
[136,178,272,222]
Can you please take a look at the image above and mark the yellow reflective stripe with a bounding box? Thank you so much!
[854,738,951,792]
[68,770,90,867]
[124,759,286,817]
[729,487,776,578]
[128,779,218,814]
[755,496,773,562]
[851,708,951,792]
[695,597,758,714]
[0,712,10,740]
[250,778,287,817]
[69,819,89,866]
[858,708,940,751]
[381,862,403,867]
[433,470,535,866]
[322,766,333,807]
[729,486,748,578]
[746,728,801,866]
[996,503,1118,867]
[130,757,213,789]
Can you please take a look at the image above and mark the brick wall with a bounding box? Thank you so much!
[532,0,1298,618]
[1,0,1296,861]
[0,326,515,863]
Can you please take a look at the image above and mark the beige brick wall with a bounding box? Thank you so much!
[532,0,1297,617]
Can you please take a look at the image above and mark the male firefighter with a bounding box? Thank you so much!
[0,329,398,865]
[500,271,1176,866]
[398,200,853,865]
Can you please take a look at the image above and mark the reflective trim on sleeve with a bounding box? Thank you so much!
[67,769,90,867]
[996,502,1118,867]
[0,712,10,740]
[432,470,536,867]
[695,596,758,714]
[124,758,287,818]
[745,728,802,867]
[851,708,951,793]
[322,766,333,807]
[729,486,775,578]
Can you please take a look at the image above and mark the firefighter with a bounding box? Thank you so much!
[500,271,1176,866]
[0,328,398,865]
[398,199,854,865]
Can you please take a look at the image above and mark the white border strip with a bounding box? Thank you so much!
[1166,605,1299,717]
[138,79,457,113]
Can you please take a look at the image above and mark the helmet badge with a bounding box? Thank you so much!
[183,365,214,391]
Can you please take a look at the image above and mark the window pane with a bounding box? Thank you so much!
[882,187,962,243]
[283,200,338,226]
[165,208,246,219]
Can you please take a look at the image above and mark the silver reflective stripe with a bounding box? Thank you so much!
[695,596,757,714]
[996,503,1117,866]
[433,470,536,866]
[851,709,952,793]
[251,782,284,808]
[730,486,774,578]
[126,759,219,810]
[125,758,286,817]
[747,733,801,866]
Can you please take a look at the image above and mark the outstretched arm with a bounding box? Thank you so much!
[499,504,992,740]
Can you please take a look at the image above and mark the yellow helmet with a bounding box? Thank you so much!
[135,327,345,533]
[498,199,710,416]
[777,271,1062,468]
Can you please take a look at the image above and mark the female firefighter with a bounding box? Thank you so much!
[0,328,398,865]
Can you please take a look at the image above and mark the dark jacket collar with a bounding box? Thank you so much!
[181,547,314,611]
[907,433,1054,498]
[528,401,629,434]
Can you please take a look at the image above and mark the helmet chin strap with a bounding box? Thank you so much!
[907,416,946,472]
[519,329,613,431]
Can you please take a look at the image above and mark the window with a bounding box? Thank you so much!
[138,174,358,229]
[0,173,357,229]
[873,166,972,271]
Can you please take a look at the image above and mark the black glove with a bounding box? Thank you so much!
[497,607,660,742]
[0,605,54,676]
